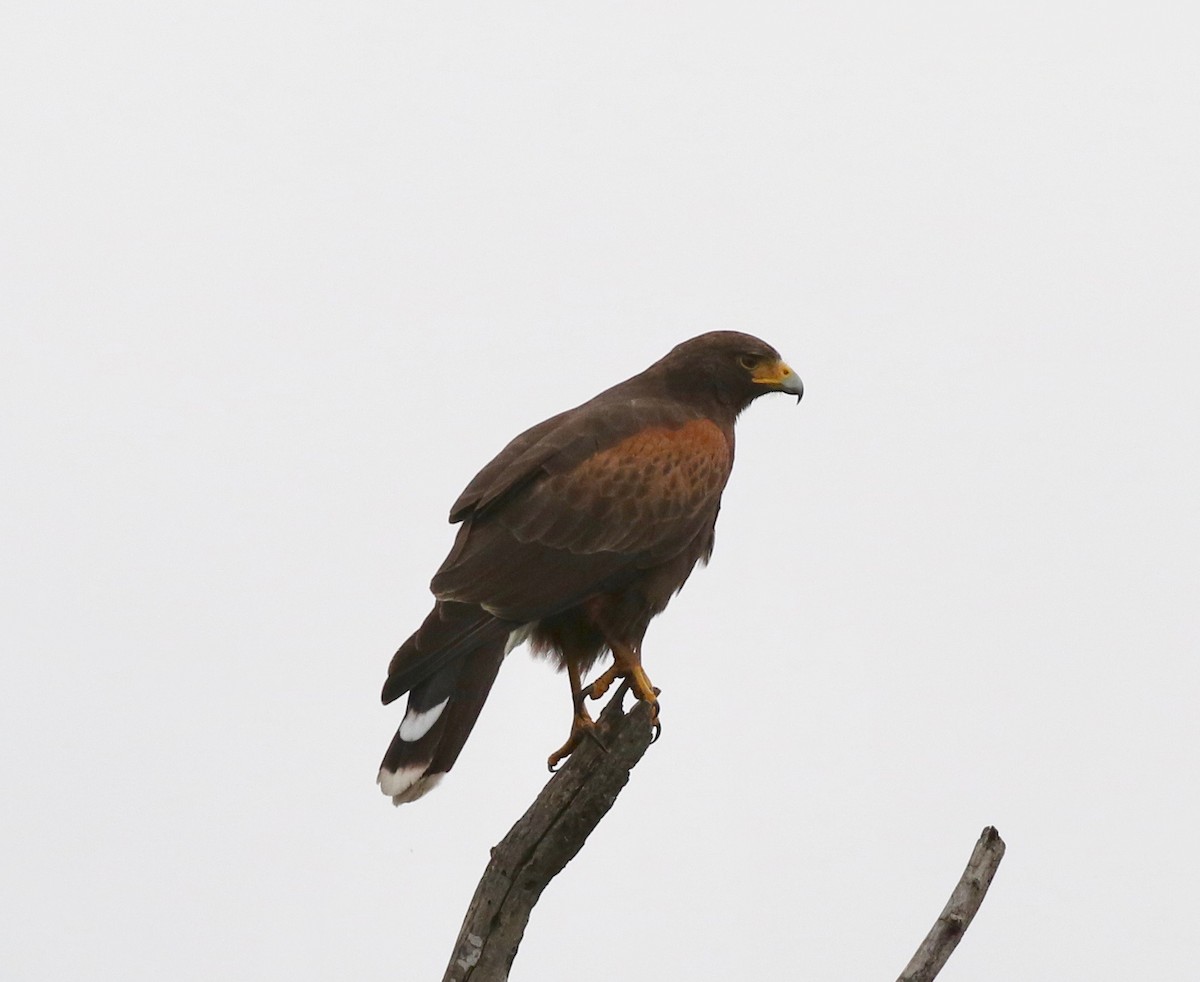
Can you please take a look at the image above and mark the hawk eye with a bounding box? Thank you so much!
[738,355,757,370]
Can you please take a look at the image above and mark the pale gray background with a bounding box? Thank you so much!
[3,3,1197,980]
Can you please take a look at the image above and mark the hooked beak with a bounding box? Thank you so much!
[753,359,804,403]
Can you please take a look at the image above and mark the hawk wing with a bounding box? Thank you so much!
[431,397,734,622]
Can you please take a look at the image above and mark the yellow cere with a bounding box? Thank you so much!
[751,359,795,385]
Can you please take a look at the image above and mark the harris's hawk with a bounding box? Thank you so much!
[379,331,803,804]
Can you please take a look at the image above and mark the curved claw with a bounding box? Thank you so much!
[650,718,662,744]
[547,711,605,772]
[546,736,577,772]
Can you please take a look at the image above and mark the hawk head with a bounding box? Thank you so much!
[655,331,804,413]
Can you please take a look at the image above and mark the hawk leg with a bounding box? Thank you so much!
[583,641,661,729]
[547,660,605,772]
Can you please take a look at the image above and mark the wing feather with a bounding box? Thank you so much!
[431,397,734,620]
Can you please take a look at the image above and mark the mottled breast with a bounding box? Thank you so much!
[506,418,734,556]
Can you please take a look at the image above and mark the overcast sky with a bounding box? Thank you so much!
[3,3,1198,980]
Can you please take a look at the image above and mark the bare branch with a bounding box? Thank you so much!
[896,826,1006,982]
[442,688,655,982]
[440,693,1004,982]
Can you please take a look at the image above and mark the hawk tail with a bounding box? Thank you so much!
[377,604,510,805]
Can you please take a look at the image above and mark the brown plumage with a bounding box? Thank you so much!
[378,331,803,804]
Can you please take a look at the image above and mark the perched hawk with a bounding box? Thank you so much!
[379,331,803,804]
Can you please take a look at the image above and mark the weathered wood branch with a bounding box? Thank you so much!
[896,825,1006,982]
[441,691,1004,982]
[442,686,655,982]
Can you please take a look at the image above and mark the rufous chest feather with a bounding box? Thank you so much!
[558,418,733,517]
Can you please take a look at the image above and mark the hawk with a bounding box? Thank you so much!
[379,331,803,804]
